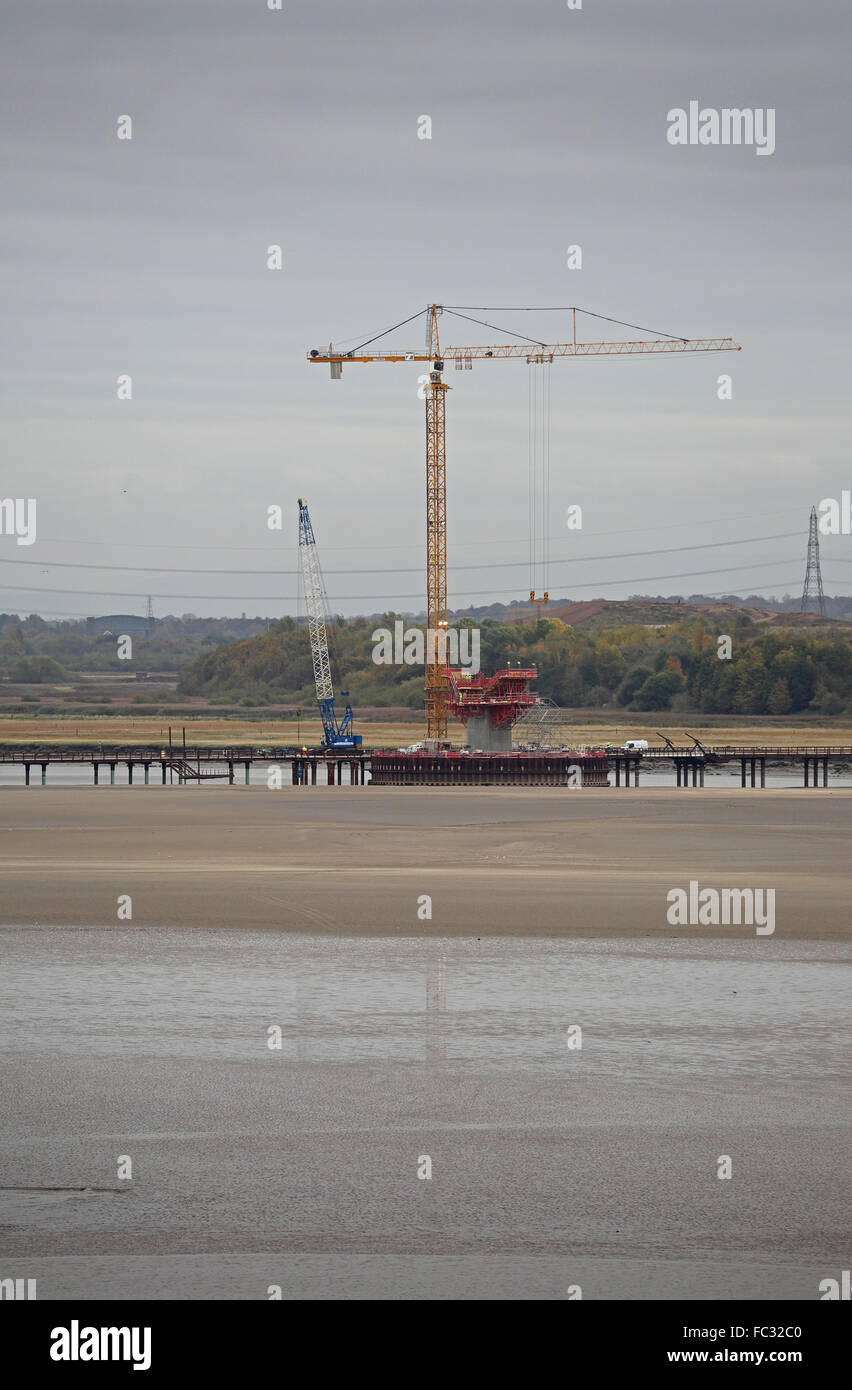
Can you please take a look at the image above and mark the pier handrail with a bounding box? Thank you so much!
[0,742,851,763]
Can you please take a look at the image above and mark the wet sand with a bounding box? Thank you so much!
[0,929,849,1299]
[1,792,849,1299]
[1,786,850,939]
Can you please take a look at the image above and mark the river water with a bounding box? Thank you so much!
[1,763,851,788]
[0,928,848,1299]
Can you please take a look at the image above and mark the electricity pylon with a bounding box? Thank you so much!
[801,505,826,616]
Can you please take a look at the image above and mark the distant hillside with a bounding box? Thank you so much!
[0,613,270,675]
[450,596,850,631]
[525,598,844,631]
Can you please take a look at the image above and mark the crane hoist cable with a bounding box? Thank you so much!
[528,357,551,611]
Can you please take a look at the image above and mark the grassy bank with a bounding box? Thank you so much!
[1,713,851,749]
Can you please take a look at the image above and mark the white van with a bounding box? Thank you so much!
[622,739,649,752]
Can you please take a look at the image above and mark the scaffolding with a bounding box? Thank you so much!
[512,697,574,749]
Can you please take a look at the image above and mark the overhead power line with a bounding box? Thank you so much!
[31,508,805,554]
[0,558,812,604]
[0,531,805,577]
[10,580,851,621]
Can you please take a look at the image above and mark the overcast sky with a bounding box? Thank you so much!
[1,0,850,620]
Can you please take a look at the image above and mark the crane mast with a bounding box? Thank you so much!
[425,306,449,736]
[308,304,741,739]
[297,498,360,749]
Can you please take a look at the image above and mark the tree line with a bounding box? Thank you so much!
[175,613,852,716]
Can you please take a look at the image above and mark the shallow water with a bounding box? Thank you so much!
[1,762,850,788]
[0,929,848,1299]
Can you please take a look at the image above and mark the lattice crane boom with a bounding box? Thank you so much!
[297,498,360,749]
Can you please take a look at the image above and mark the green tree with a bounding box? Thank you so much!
[9,655,72,683]
[767,678,792,715]
[632,670,684,710]
[732,649,767,714]
[617,666,652,705]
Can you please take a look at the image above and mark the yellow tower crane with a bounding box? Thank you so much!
[308,304,740,738]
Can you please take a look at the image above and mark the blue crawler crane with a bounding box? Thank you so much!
[297,499,362,749]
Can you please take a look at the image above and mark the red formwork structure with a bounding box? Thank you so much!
[371,665,609,786]
[442,666,539,730]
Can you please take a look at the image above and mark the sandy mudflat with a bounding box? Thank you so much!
[0,927,849,1297]
[1,786,849,940]
[2,794,849,1299]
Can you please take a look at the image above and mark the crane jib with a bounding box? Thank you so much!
[307,338,740,365]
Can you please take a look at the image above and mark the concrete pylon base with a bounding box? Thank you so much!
[464,716,512,753]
